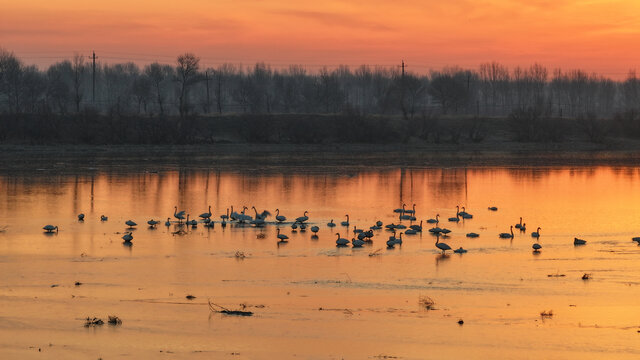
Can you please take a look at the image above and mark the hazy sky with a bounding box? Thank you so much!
[1,0,639,77]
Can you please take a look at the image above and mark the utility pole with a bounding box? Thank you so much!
[399,60,408,120]
[88,51,97,104]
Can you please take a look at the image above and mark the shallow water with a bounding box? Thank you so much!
[1,163,640,359]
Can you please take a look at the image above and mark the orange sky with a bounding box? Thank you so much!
[1,0,639,77]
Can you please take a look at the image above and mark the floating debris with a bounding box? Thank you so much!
[547,273,566,277]
[234,251,247,259]
[84,317,104,327]
[107,315,122,325]
[368,248,383,257]
[540,310,554,318]
[256,233,266,239]
[208,299,253,316]
[419,295,436,310]
[74,281,82,286]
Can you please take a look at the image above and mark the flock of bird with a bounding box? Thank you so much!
[38,202,587,254]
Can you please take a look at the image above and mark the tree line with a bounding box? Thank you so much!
[1,48,639,119]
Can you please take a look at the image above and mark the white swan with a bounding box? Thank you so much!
[174,206,186,223]
[100,215,108,221]
[122,232,133,242]
[277,228,289,241]
[296,211,309,223]
[125,220,137,228]
[147,219,159,227]
[426,214,439,224]
[532,243,541,251]
[78,213,85,221]
[341,214,350,226]
[275,209,286,223]
[165,218,171,226]
[335,233,349,246]
[311,226,319,234]
[515,217,523,229]
[327,219,336,227]
[531,227,541,238]
[43,225,58,233]
[499,226,514,239]
[199,205,212,219]
[352,238,365,247]
[574,237,586,245]
[435,235,451,254]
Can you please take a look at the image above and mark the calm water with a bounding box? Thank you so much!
[1,164,640,359]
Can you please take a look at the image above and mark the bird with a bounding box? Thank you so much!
[100,215,108,221]
[327,219,336,227]
[574,237,586,245]
[252,206,271,220]
[77,213,85,221]
[220,208,229,221]
[335,233,349,246]
[353,225,363,234]
[352,238,365,247]
[426,214,439,224]
[395,232,403,245]
[499,226,514,239]
[125,220,137,228]
[275,209,286,223]
[405,229,417,235]
[515,217,523,229]
[341,215,350,226]
[147,219,160,228]
[296,211,309,223]
[487,206,498,211]
[393,204,406,214]
[185,215,197,227]
[122,232,133,242]
[291,223,298,231]
[453,247,467,254]
[311,226,319,234]
[174,206,186,223]
[532,243,542,252]
[165,218,171,226]
[448,208,460,222]
[435,235,451,254]
[405,204,416,215]
[199,205,212,220]
[299,223,307,231]
[429,227,443,234]
[43,225,58,233]
[440,228,451,234]
[459,207,473,219]
[531,227,541,238]
[276,228,289,242]
[632,237,640,243]
[466,232,479,238]
[520,223,527,232]
[410,220,423,232]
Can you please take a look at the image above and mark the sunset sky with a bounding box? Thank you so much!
[1,0,639,77]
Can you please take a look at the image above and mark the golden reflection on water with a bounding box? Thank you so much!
[1,166,640,359]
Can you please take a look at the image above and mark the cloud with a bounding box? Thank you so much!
[270,9,396,32]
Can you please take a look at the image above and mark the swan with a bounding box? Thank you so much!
[448,210,460,222]
[499,226,514,239]
[395,232,404,245]
[466,232,479,238]
[364,230,374,241]
[435,235,451,254]
[299,223,307,231]
[174,206,186,223]
[165,218,171,226]
[520,223,526,232]
[376,221,383,227]
[429,227,443,234]
[199,205,212,219]
[295,211,309,223]
[352,238,365,247]
[426,214,439,224]
[385,223,397,230]
[277,228,289,241]
[147,219,160,227]
[100,215,108,221]
[221,208,230,221]
[405,229,417,235]
[388,230,398,243]
[185,215,197,227]
[632,237,640,243]
[275,209,286,223]
[122,232,133,242]
[487,206,498,211]
[370,224,382,230]
[515,217,523,229]
[395,224,407,229]
[574,237,586,245]
[357,232,367,240]
[327,219,336,227]
[393,204,406,214]
[311,226,319,234]
[405,204,416,215]
[43,225,58,233]
[353,225,363,234]
[531,227,541,238]
[341,215,350,226]
[252,206,271,220]
[291,223,298,230]
[410,220,423,232]
[440,228,451,234]
[532,243,541,252]
[125,220,137,228]
[78,213,85,221]
[386,238,396,247]
[459,207,473,219]
[453,247,467,254]
[400,213,413,220]
[335,233,349,246]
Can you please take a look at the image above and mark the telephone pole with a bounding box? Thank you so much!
[204,70,211,114]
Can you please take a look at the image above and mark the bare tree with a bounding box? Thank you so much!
[72,54,85,112]
[144,62,173,116]
[175,53,200,117]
